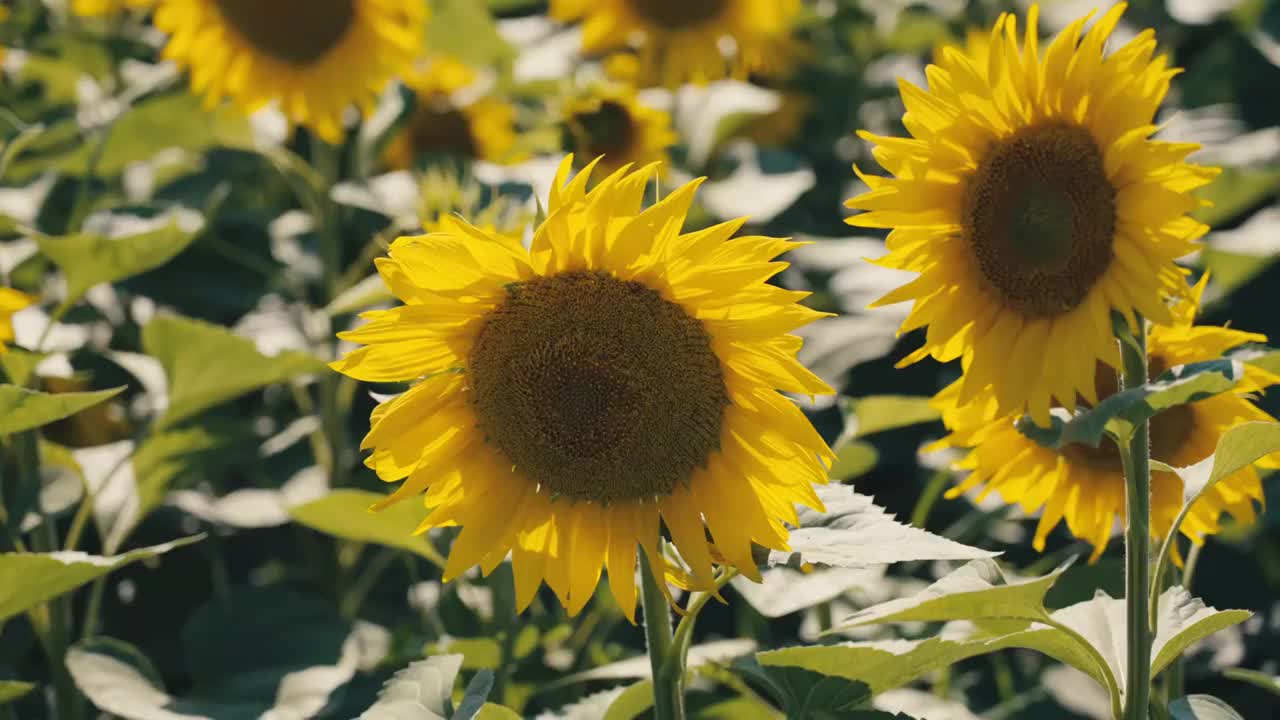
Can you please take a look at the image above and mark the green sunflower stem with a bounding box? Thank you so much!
[639,551,686,720]
[1117,313,1152,720]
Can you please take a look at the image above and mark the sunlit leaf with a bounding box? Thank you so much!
[66,638,208,720]
[0,385,123,436]
[732,657,871,718]
[359,655,463,720]
[830,559,1067,632]
[843,395,941,438]
[767,484,996,569]
[0,535,203,624]
[828,441,878,482]
[556,639,756,686]
[425,0,515,68]
[1222,668,1280,696]
[475,704,522,720]
[0,681,35,705]
[37,223,198,310]
[290,489,446,567]
[142,314,325,428]
[1169,695,1246,720]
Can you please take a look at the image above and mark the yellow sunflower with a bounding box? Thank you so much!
[1,287,34,355]
[551,0,801,86]
[847,4,1219,426]
[563,84,676,177]
[383,55,522,169]
[934,279,1278,561]
[152,0,425,143]
[330,157,834,618]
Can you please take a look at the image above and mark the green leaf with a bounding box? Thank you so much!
[768,484,996,569]
[56,92,254,178]
[758,635,1005,696]
[0,349,47,388]
[0,535,203,624]
[1194,167,1280,227]
[475,704,522,720]
[290,489,447,567]
[1169,695,1246,720]
[0,385,124,436]
[604,682,655,720]
[0,122,49,181]
[830,559,1068,633]
[37,223,198,311]
[142,314,325,428]
[844,395,940,438]
[436,637,501,670]
[359,655,463,719]
[1150,587,1252,677]
[1222,668,1280,696]
[0,681,35,705]
[454,670,495,720]
[829,441,878,482]
[426,0,515,68]
[733,658,871,718]
[66,638,206,720]
[1016,358,1244,449]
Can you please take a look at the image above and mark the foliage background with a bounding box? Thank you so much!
[2,0,1280,718]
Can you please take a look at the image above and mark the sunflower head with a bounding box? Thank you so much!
[551,0,802,86]
[0,287,34,355]
[934,279,1279,560]
[849,3,1219,426]
[383,56,521,169]
[331,157,834,618]
[563,85,676,176]
[153,0,426,143]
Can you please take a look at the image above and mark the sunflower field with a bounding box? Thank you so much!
[4,0,1280,718]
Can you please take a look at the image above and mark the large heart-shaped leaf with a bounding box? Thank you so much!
[37,223,198,311]
[142,314,325,428]
[289,489,446,567]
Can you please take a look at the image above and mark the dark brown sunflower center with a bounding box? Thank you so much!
[626,0,729,28]
[468,271,729,502]
[964,122,1116,319]
[1064,356,1196,469]
[213,0,355,65]
[406,101,478,160]
[572,101,637,161]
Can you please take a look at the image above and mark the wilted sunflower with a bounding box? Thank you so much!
[0,287,33,355]
[383,55,521,169]
[550,0,801,86]
[331,157,834,618]
[847,4,1218,425]
[563,85,676,177]
[152,0,425,143]
[934,279,1278,561]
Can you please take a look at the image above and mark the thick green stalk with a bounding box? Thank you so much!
[1118,315,1152,720]
[639,553,684,720]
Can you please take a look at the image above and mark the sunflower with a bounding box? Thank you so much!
[934,279,1278,561]
[383,55,521,169]
[330,157,834,618]
[550,0,801,86]
[1,287,33,355]
[563,84,676,177]
[847,4,1219,426]
[152,0,425,143]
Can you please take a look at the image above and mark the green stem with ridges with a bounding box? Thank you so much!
[639,551,684,720]
[1118,314,1152,720]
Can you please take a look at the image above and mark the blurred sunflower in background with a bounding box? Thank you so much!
[417,168,529,241]
[0,287,33,355]
[152,0,425,143]
[551,0,802,86]
[934,278,1279,561]
[563,84,676,176]
[383,55,522,169]
[846,4,1219,426]
[331,157,834,617]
